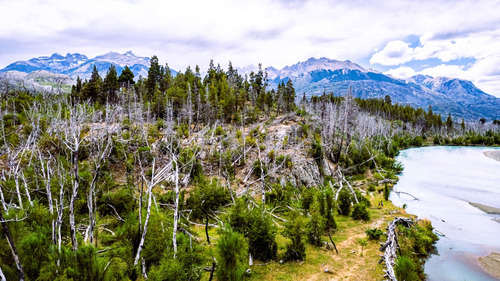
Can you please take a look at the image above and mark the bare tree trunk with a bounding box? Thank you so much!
[0,209,25,281]
[69,149,79,251]
[0,265,6,281]
[205,214,211,244]
[172,158,180,257]
[134,159,156,266]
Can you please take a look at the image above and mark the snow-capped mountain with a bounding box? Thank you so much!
[267,57,366,80]
[0,51,151,80]
[268,57,500,120]
[0,53,89,74]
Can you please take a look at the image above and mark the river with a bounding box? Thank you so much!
[390,146,500,281]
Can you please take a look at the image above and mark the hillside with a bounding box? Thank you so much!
[1,59,468,280]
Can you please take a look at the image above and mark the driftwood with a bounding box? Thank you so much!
[379,217,413,281]
[393,191,419,201]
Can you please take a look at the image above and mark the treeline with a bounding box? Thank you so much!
[70,56,296,125]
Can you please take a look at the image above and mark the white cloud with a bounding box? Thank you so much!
[0,0,500,97]
[419,64,466,78]
[370,41,413,66]
[384,66,417,79]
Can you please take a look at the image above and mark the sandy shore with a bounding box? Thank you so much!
[484,150,500,162]
[478,252,500,279]
[469,202,500,215]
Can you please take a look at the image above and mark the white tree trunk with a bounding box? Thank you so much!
[172,159,179,257]
[134,178,153,266]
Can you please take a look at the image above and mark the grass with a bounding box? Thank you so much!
[192,190,411,281]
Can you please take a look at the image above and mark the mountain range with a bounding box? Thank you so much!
[0,51,151,81]
[1,53,499,120]
[266,57,500,120]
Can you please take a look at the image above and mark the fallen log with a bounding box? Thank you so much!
[379,217,413,281]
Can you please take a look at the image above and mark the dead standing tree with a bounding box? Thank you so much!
[84,105,117,245]
[58,103,91,251]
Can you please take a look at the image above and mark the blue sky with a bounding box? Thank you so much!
[1,0,500,97]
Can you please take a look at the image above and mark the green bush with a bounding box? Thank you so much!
[337,189,351,216]
[252,160,267,177]
[283,215,306,261]
[306,204,325,246]
[394,256,419,281]
[384,183,391,201]
[365,228,384,240]
[229,202,277,262]
[351,203,370,221]
[216,225,248,281]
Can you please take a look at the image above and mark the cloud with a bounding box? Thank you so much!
[0,0,500,97]
[384,66,417,79]
[370,41,413,66]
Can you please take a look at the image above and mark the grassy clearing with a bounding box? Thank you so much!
[194,190,411,281]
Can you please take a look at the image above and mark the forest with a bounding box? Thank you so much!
[1,55,500,281]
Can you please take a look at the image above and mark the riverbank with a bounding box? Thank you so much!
[478,252,500,279]
[484,150,500,162]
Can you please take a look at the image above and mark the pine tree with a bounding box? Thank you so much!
[146,55,161,99]
[103,64,119,103]
[118,65,135,89]
[82,65,102,103]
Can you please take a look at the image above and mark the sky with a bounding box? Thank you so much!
[1,0,500,96]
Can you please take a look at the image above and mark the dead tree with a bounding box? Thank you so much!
[85,105,115,245]
[58,103,91,251]
[134,156,174,266]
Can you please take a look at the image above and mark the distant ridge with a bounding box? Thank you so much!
[266,57,500,120]
[0,51,153,80]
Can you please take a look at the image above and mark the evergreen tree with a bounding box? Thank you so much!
[146,55,161,99]
[103,64,119,103]
[284,79,296,112]
[118,65,135,89]
[82,65,102,103]
[338,188,351,216]
[446,113,453,130]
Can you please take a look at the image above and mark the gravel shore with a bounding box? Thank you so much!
[469,202,500,215]
[478,252,500,279]
[484,150,500,162]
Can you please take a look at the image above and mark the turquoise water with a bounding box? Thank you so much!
[391,146,500,281]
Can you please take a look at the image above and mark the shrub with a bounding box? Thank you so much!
[306,205,325,246]
[283,215,306,261]
[252,160,267,177]
[384,183,391,201]
[229,202,277,262]
[337,189,351,216]
[365,228,384,240]
[352,203,370,221]
[216,225,248,281]
[395,256,419,281]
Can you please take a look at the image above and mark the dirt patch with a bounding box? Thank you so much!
[478,252,500,279]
